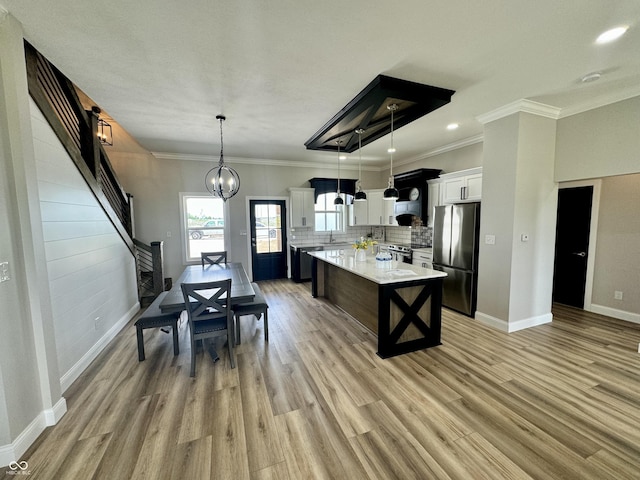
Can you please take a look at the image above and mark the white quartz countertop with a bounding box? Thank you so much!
[308,250,447,285]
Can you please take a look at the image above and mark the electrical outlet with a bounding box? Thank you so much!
[485,235,496,245]
[0,262,9,282]
[614,291,623,300]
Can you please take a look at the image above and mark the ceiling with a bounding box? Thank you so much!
[2,0,640,169]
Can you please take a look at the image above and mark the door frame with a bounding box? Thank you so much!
[245,195,290,281]
[557,179,601,311]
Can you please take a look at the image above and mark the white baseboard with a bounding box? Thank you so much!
[590,304,640,325]
[43,397,67,426]
[60,302,140,393]
[0,411,46,467]
[475,311,553,333]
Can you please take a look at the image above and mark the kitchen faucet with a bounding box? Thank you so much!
[329,230,335,243]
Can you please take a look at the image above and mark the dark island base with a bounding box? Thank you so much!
[312,258,443,358]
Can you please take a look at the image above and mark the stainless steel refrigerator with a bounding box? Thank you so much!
[432,203,480,316]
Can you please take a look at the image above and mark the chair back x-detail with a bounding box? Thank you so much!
[181,279,235,376]
[201,251,227,266]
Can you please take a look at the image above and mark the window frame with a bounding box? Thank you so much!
[180,192,230,264]
[314,192,351,233]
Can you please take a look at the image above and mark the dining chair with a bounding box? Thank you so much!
[181,279,235,376]
[201,251,227,266]
[233,282,268,345]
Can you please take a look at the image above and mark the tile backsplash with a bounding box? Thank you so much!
[289,225,432,248]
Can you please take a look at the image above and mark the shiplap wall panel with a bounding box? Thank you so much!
[30,99,138,379]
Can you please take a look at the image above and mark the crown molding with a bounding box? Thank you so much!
[477,99,561,124]
[558,86,640,118]
[151,152,381,172]
[395,134,484,168]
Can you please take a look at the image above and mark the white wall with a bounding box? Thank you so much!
[30,100,139,387]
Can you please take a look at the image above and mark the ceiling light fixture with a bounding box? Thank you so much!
[334,140,344,205]
[580,72,602,83]
[205,115,240,202]
[596,26,629,44]
[354,128,367,202]
[383,104,399,201]
[446,123,459,130]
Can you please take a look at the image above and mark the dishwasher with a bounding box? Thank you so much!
[291,245,323,282]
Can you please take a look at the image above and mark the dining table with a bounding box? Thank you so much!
[159,262,255,314]
[159,262,255,362]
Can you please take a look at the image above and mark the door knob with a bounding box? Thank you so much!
[572,251,586,257]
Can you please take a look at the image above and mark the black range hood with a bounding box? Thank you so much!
[304,75,455,153]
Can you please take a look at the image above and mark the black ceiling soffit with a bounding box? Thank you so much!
[304,75,455,154]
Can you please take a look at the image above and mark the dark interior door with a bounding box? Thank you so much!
[250,200,287,281]
[552,186,593,308]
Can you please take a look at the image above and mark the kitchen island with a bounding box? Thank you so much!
[308,250,447,358]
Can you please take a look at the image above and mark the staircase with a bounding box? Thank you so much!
[25,41,166,304]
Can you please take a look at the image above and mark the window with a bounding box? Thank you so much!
[314,192,351,232]
[181,194,227,262]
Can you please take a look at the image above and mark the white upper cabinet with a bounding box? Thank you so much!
[440,167,482,204]
[348,199,369,226]
[367,189,397,226]
[289,187,315,228]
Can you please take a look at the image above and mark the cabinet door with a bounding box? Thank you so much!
[383,197,397,226]
[349,200,369,226]
[367,191,384,225]
[290,189,315,227]
[465,174,483,201]
[427,181,440,227]
[441,177,466,203]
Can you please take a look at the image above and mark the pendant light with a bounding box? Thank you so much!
[354,128,367,201]
[334,140,344,205]
[205,115,240,202]
[383,104,399,200]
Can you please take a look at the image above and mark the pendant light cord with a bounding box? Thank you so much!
[217,114,226,166]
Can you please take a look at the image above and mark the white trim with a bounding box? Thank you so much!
[477,99,561,124]
[43,397,67,426]
[60,303,139,393]
[475,311,553,332]
[590,304,640,325]
[559,88,640,119]
[153,133,486,172]
[0,412,46,467]
[558,180,601,311]
[153,152,380,172]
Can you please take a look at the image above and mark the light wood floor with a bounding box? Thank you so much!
[6,279,640,479]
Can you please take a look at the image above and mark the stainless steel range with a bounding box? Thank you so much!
[387,244,413,264]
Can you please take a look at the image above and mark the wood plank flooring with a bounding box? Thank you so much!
[5,279,640,479]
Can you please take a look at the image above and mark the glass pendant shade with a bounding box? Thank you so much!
[205,115,240,202]
[354,128,367,201]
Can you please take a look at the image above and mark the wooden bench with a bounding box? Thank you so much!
[135,291,181,361]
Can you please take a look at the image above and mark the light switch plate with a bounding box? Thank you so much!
[485,235,496,245]
[0,262,9,282]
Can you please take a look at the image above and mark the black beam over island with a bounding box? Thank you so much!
[308,250,447,358]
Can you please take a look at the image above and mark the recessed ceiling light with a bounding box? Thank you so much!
[580,72,602,83]
[447,123,459,130]
[339,154,346,160]
[596,26,629,44]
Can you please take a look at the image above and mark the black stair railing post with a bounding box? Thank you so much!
[151,241,165,296]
